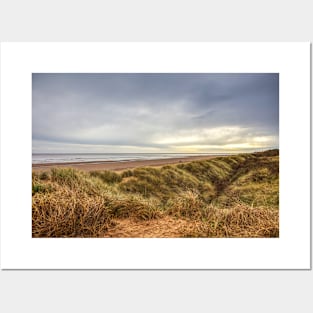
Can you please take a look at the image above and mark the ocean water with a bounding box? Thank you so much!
[32,153,224,164]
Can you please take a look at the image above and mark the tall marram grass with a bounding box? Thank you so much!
[32,149,279,237]
[32,169,160,237]
[182,204,279,238]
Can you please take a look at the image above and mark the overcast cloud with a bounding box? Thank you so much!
[32,73,279,153]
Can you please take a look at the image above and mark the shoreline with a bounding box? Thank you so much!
[32,155,220,172]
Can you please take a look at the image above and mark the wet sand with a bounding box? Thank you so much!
[32,155,220,172]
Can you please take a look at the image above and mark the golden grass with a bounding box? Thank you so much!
[32,188,112,237]
[182,204,279,238]
[32,149,279,238]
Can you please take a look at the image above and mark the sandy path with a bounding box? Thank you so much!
[32,155,219,172]
[103,216,200,238]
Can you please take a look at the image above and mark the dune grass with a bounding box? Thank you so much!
[32,150,279,238]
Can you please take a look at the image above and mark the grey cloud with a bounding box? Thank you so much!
[32,73,279,153]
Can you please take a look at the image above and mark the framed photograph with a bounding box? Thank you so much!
[0,42,310,269]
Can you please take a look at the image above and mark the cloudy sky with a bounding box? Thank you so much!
[32,73,279,153]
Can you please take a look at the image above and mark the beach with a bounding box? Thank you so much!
[32,155,219,172]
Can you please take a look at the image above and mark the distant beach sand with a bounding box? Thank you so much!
[32,155,219,172]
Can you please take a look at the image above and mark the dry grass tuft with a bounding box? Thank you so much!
[106,193,161,220]
[184,204,279,238]
[166,190,208,219]
[32,188,113,237]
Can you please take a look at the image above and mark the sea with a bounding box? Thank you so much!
[32,153,227,164]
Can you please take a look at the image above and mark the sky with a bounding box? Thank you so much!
[32,73,279,154]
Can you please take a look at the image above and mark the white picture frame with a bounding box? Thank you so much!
[0,42,310,269]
